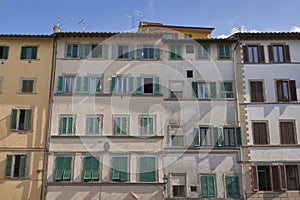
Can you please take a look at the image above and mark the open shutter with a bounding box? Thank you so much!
[251,165,259,191]
[136,77,143,94]
[20,46,26,59]
[5,155,12,177]
[236,126,242,146]
[284,45,291,63]
[121,117,127,135]
[10,109,18,130]
[102,44,109,59]
[212,127,219,147]
[83,76,89,93]
[259,45,265,63]
[154,77,160,94]
[272,165,281,191]
[154,45,160,60]
[110,76,116,94]
[111,44,118,59]
[129,44,135,59]
[24,109,32,131]
[280,165,287,191]
[31,46,37,59]
[3,46,9,59]
[95,76,102,94]
[84,44,91,58]
[268,45,274,63]
[128,77,134,94]
[289,80,297,101]
[60,117,67,135]
[57,76,64,93]
[210,82,217,98]
[193,127,200,146]
[243,46,249,63]
[19,155,27,178]
[276,80,284,102]
[192,82,198,99]
[75,76,82,93]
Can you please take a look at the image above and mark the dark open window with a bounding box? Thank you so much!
[250,81,264,102]
[286,165,300,190]
[276,80,297,102]
[173,185,185,197]
[252,122,268,144]
[143,78,153,94]
[257,166,272,191]
[280,122,296,144]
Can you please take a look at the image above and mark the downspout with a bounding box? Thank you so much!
[41,33,57,200]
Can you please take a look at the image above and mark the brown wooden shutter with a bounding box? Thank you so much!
[284,45,291,63]
[250,82,257,102]
[243,46,249,63]
[279,165,287,191]
[251,165,259,191]
[260,123,268,144]
[289,80,297,101]
[287,122,295,144]
[276,80,284,102]
[280,122,288,144]
[253,123,260,144]
[268,45,274,63]
[259,45,265,63]
[257,82,264,102]
[272,165,281,191]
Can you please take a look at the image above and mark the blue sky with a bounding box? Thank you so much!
[1,0,300,37]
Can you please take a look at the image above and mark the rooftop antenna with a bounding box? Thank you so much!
[78,19,88,32]
[126,15,136,30]
[135,10,146,23]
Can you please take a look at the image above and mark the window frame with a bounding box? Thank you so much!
[275,79,297,102]
[113,115,130,136]
[20,45,38,60]
[286,165,300,190]
[0,45,9,60]
[83,156,101,182]
[220,81,234,98]
[279,120,296,145]
[86,115,102,135]
[169,125,184,147]
[54,155,73,182]
[185,44,194,54]
[196,44,210,59]
[169,44,183,60]
[249,80,265,102]
[252,121,269,145]
[169,81,184,99]
[10,107,33,132]
[217,44,231,59]
[20,78,37,94]
[226,175,241,198]
[140,115,156,136]
[200,174,217,198]
[111,156,129,182]
[0,77,3,93]
[59,115,76,135]
[139,156,157,182]
[5,154,29,179]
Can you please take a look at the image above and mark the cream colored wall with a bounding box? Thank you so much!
[0,37,53,200]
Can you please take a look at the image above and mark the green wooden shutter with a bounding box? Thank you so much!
[114,117,120,135]
[102,44,109,59]
[66,44,72,58]
[5,155,12,177]
[209,176,216,197]
[193,127,200,146]
[57,76,64,93]
[19,155,27,178]
[218,127,224,146]
[148,157,156,182]
[177,45,182,59]
[210,82,217,98]
[121,117,127,135]
[129,44,135,59]
[149,117,154,135]
[10,109,18,130]
[67,117,74,134]
[20,46,26,59]
[96,76,102,93]
[226,176,240,198]
[120,157,128,182]
[136,77,143,94]
[78,44,84,58]
[202,176,216,198]
[110,76,116,94]
[55,157,64,181]
[83,76,89,93]
[212,127,219,147]
[137,44,143,59]
[111,44,118,59]
[140,157,148,182]
[60,117,67,135]
[154,45,160,60]
[24,109,32,131]
[87,117,93,134]
[63,157,72,181]
[91,157,99,180]
[84,157,92,181]
[3,46,9,59]
[31,46,37,59]
[128,77,134,94]
[76,76,82,93]
[84,44,91,58]
[192,82,198,99]
[112,157,120,181]
[201,176,209,197]
[236,126,242,146]
[154,77,160,94]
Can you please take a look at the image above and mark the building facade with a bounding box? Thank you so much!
[233,32,300,200]
[0,35,53,200]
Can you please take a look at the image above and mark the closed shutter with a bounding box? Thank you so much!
[259,45,265,63]
[111,44,118,59]
[67,117,74,134]
[66,44,72,58]
[129,44,135,59]
[192,82,198,99]
[287,122,295,144]
[31,46,37,59]
[87,117,94,134]
[84,44,91,58]
[95,76,102,93]
[60,117,67,134]
[3,46,9,59]
[193,127,200,146]
[91,157,99,180]
[260,123,267,144]
[20,46,26,59]
[10,109,18,130]
[250,82,257,102]
[280,122,288,144]
[147,157,156,182]
[268,45,274,62]
[154,77,160,94]
[75,76,82,93]
[110,76,116,94]
[63,157,72,181]
[140,157,148,182]
[236,126,242,146]
[289,80,297,101]
[57,76,64,93]
[272,165,281,191]
[154,45,160,60]
[78,44,84,58]
[253,123,260,144]
[276,80,284,102]
[84,157,92,180]
[201,176,209,197]
[114,117,121,135]
[209,82,217,98]
[120,157,128,182]
[128,77,134,94]
[83,76,89,93]
[112,157,120,180]
[212,127,219,147]
[243,46,249,63]
[5,155,12,177]
[201,176,216,198]
[102,44,109,59]
[251,165,259,191]
[55,157,64,181]
[136,77,143,94]
[284,45,291,63]
[226,176,240,198]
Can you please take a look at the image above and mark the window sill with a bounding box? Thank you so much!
[164,98,237,101]
[5,177,28,180]
[247,144,300,147]
[241,101,300,105]
[11,130,33,133]
[20,59,40,62]
[51,135,164,139]
[17,92,37,95]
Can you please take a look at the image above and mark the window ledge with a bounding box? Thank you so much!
[5,177,28,180]
[241,101,300,105]
[20,59,40,62]
[47,181,165,186]
[11,130,33,133]
[247,144,300,147]
[17,92,37,95]
[51,135,164,139]
[164,98,237,101]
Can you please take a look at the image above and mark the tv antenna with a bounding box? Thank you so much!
[135,10,147,23]
[126,15,136,30]
[78,19,88,32]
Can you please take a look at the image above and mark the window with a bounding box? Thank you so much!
[5,155,27,178]
[170,174,186,197]
[111,157,128,182]
[116,77,128,94]
[186,45,194,54]
[252,165,287,191]
[169,126,184,146]
[110,76,134,94]
[163,33,174,39]
[173,185,185,197]
[141,116,155,136]
[91,44,102,58]
[55,156,72,182]
[86,115,102,135]
[218,44,231,59]
[197,44,210,59]
[221,82,234,98]
[66,44,79,58]
[21,79,35,93]
[136,77,160,94]
[170,82,183,99]
[186,70,193,78]
[268,45,290,63]
[0,45,9,59]
[139,157,156,182]
[137,45,154,59]
[194,127,212,146]
[190,186,197,192]
[276,80,297,102]
[60,116,75,135]
[83,156,100,182]
[243,45,265,63]
[192,82,216,99]
[74,76,103,94]
[286,165,299,190]
[226,176,240,198]
[252,122,268,144]
[250,81,264,102]
[201,175,216,198]
[184,34,192,39]
[118,45,129,59]
[10,108,33,131]
[57,76,75,94]
[89,76,102,94]
[212,127,242,147]
[21,46,38,59]
[66,44,108,59]
[280,121,296,144]
[171,135,184,146]
[223,128,236,146]
[113,116,129,136]
[169,44,182,60]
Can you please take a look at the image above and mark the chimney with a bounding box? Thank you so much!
[53,25,61,33]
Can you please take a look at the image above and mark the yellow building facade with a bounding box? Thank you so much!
[0,35,53,200]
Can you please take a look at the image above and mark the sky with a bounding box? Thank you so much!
[0,0,300,37]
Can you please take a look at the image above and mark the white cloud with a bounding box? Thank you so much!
[217,25,260,38]
[291,26,300,32]
[217,34,230,39]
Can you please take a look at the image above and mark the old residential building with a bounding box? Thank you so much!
[0,35,53,200]
[233,32,300,200]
